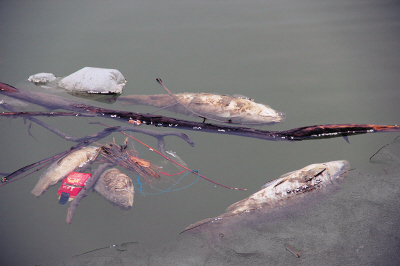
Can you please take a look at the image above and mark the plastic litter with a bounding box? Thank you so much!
[56,172,91,205]
[58,67,126,94]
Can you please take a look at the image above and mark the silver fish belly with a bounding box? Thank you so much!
[183,160,349,232]
[117,93,285,124]
[31,146,99,197]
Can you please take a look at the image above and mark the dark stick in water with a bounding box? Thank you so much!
[2,81,399,141]
[2,110,400,141]
[66,162,114,224]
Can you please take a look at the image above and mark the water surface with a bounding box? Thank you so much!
[0,1,400,265]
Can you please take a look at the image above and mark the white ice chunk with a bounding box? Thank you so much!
[28,73,56,84]
[57,67,126,94]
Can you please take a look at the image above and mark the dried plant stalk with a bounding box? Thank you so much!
[98,138,160,184]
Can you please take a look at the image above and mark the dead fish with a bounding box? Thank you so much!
[94,168,134,210]
[116,93,285,125]
[182,160,349,233]
[31,146,99,197]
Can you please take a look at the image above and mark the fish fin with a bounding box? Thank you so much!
[261,180,277,189]
[232,94,254,101]
[180,217,219,234]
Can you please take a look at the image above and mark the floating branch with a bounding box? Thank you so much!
[0,124,195,184]
[1,82,399,141]
[99,123,246,191]
[2,81,400,187]
[3,82,399,142]
[0,130,114,184]
[277,124,400,141]
[66,162,114,224]
[0,106,195,185]
[1,110,399,141]
[0,111,241,191]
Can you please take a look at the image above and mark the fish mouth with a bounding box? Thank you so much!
[290,160,350,194]
[276,112,286,122]
[324,160,350,181]
[261,160,350,196]
[293,160,350,188]
[258,110,286,122]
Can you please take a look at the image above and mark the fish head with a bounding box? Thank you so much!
[263,160,350,195]
[257,107,286,124]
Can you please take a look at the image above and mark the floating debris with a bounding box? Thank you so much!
[182,160,350,233]
[31,146,99,197]
[97,138,161,184]
[28,73,57,84]
[229,160,350,214]
[94,168,134,210]
[117,92,286,124]
[58,67,126,94]
[116,93,285,125]
[57,172,92,205]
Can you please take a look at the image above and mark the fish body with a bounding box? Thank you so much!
[117,93,285,124]
[94,168,134,210]
[31,146,99,197]
[227,160,350,214]
[183,160,349,232]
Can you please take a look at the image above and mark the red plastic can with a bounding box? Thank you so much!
[57,172,91,205]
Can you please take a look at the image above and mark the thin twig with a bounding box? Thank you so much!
[66,162,114,224]
[2,110,400,142]
[156,78,228,124]
[1,142,86,184]
[0,161,53,187]
[286,245,301,258]
[99,122,247,191]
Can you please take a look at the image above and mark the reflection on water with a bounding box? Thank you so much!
[0,1,400,265]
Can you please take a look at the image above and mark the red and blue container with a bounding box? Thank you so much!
[57,172,91,205]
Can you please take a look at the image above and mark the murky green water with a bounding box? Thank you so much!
[1,1,400,265]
